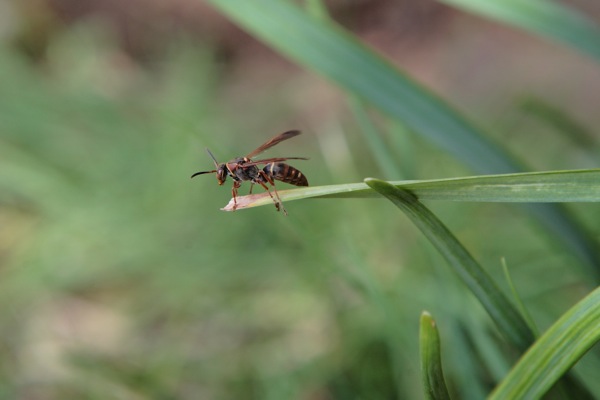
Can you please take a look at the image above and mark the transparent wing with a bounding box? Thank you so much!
[245,130,302,159]
[243,157,308,167]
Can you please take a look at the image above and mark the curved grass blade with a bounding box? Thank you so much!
[363,178,535,351]
[420,312,453,400]
[220,168,600,211]
[439,0,600,62]
[489,286,600,399]
[501,258,538,336]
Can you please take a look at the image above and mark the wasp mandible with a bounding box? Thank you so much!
[191,130,309,215]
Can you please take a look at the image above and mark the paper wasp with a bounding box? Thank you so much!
[191,130,309,215]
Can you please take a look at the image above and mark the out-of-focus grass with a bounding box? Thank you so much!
[0,7,599,400]
[0,23,423,399]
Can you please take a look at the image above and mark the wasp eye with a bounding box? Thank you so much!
[217,170,226,185]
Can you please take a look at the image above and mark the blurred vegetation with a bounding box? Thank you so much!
[0,0,599,399]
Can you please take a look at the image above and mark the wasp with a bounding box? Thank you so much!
[191,130,309,215]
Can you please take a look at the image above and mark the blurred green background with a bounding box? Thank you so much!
[1,0,600,399]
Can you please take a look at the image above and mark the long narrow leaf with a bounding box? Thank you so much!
[220,168,600,211]
[439,0,600,62]
[369,179,536,351]
[489,286,600,399]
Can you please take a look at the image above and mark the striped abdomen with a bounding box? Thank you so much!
[264,163,308,186]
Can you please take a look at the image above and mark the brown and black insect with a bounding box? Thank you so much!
[191,130,308,215]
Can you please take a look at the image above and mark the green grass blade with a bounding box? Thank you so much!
[220,168,600,211]
[304,0,329,20]
[520,97,595,149]
[489,287,600,399]
[205,0,520,174]
[420,312,453,400]
[439,0,600,62]
[364,179,535,351]
[348,97,405,180]
[501,258,538,337]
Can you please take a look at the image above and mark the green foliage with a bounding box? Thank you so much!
[365,179,535,351]
[490,287,600,399]
[1,0,599,399]
[365,179,596,399]
[205,0,600,398]
[207,0,600,291]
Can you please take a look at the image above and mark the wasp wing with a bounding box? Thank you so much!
[243,157,308,167]
[245,130,302,159]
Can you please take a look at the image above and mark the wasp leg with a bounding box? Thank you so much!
[257,181,287,215]
[248,183,254,195]
[257,171,287,215]
[231,181,241,211]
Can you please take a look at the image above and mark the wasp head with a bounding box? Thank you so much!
[190,148,227,184]
[215,164,227,185]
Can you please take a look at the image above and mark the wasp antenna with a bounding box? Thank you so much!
[205,148,220,168]
[191,170,217,178]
